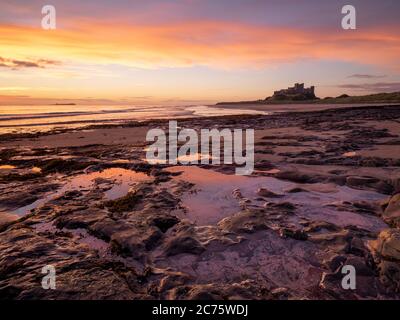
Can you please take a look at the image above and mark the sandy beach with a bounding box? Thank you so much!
[1,104,400,299]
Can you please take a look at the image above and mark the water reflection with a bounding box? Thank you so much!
[13,168,152,215]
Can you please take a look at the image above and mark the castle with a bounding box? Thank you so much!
[273,83,315,98]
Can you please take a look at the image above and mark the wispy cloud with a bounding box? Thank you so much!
[347,74,387,79]
[1,21,400,70]
[337,82,400,92]
[0,94,119,105]
[1,1,400,103]
[0,56,61,70]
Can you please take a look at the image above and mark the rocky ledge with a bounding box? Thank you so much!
[1,105,400,300]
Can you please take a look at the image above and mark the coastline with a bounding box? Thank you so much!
[2,103,399,142]
[1,103,400,299]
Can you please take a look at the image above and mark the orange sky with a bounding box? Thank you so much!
[1,1,400,105]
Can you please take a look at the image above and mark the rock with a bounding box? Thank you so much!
[347,237,368,257]
[150,216,179,233]
[319,259,379,299]
[267,201,296,211]
[382,194,400,226]
[309,230,351,252]
[54,207,108,229]
[111,227,163,256]
[285,187,309,193]
[346,176,393,194]
[0,227,142,299]
[323,255,347,272]
[0,182,58,210]
[40,158,95,174]
[256,188,284,198]
[369,229,400,293]
[83,214,164,259]
[370,229,400,261]
[270,287,289,300]
[104,189,145,213]
[168,280,271,300]
[0,212,18,230]
[186,286,223,300]
[164,234,205,256]
[158,273,191,294]
[218,209,270,233]
[345,256,375,277]
[279,227,308,241]
[352,201,379,215]
[3,104,400,300]
[302,221,340,233]
[319,270,356,299]
[391,179,400,194]
[276,170,323,183]
[232,189,243,199]
[347,176,378,187]
[376,260,400,292]
[60,190,83,200]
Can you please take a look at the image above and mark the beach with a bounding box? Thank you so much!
[1,104,400,299]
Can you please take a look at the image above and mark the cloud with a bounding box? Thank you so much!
[121,96,153,100]
[347,74,387,79]
[337,82,400,92]
[0,87,30,91]
[0,56,61,70]
[1,21,400,70]
[0,94,111,105]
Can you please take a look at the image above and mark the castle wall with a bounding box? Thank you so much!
[273,83,315,96]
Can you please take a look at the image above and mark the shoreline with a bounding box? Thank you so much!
[1,103,400,299]
[1,103,400,142]
[214,101,400,113]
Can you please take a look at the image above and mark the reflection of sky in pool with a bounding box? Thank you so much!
[12,168,152,216]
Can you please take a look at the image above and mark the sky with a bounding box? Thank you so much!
[0,0,400,105]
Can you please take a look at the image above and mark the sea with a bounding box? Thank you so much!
[0,104,268,134]
[0,103,396,134]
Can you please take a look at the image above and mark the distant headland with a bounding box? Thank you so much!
[216,83,400,105]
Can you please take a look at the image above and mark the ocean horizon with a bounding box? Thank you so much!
[0,104,270,134]
[2,102,396,134]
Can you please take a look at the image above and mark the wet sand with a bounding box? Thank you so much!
[1,104,400,299]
